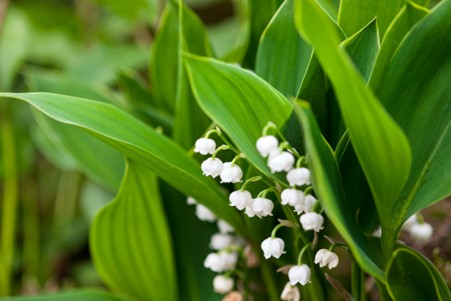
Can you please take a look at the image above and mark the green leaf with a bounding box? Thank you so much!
[0,290,124,301]
[295,102,384,280]
[90,0,158,23]
[91,160,177,301]
[386,247,451,301]
[337,0,405,37]
[294,0,411,229]
[0,92,244,232]
[256,0,313,98]
[183,54,293,176]
[370,2,429,90]
[376,0,451,223]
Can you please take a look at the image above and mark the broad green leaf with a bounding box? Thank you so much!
[295,102,384,280]
[89,0,158,23]
[91,160,177,301]
[294,0,411,231]
[341,19,380,82]
[183,54,293,176]
[256,0,313,98]
[386,248,451,301]
[338,0,405,37]
[0,92,245,232]
[370,2,429,90]
[376,0,451,224]
[315,0,340,20]
[0,290,124,301]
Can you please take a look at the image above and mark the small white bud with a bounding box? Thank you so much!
[194,138,216,155]
[210,233,236,250]
[408,222,433,243]
[229,190,252,210]
[401,214,418,231]
[314,249,339,269]
[187,196,197,205]
[251,197,274,218]
[217,219,234,234]
[300,212,324,232]
[201,157,223,178]
[220,163,243,183]
[288,264,311,286]
[213,275,234,294]
[281,189,305,207]
[195,204,217,222]
[287,167,311,186]
[268,151,295,173]
[281,282,300,301]
[303,194,317,212]
[261,237,285,259]
[256,135,279,157]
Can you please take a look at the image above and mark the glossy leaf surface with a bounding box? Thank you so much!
[0,291,124,301]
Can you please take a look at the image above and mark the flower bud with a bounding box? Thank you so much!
[251,197,274,218]
[256,135,279,157]
[401,214,418,231]
[261,237,286,259]
[201,157,223,178]
[187,196,197,205]
[213,275,234,294]
[300,212,324,232]
[303,194,317,212]
[281,282,300,301]
[218,219,234,234]
[210,233,235,250]
[288,264,311,286]
[268,151,295,173]
[220,163,243,183]
[287,167,311,186]
[194,138,216,155]
[314,249,339,269]
[195,204,217,222]
[408,222,433,243]
[229,190,252,210]
[223,291,243,301]
[281,188,305,207]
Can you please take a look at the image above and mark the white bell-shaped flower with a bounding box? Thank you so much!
[229,190,252,210]
[256,135,279,157]
[195,204,217,222]
[210,233,235,250]
[201,157,223,178]
[401,214,418,231]
[221,251,239,271]
[217,219,234,234]
[314,249,339,269]
[251,197,274,218]
[300,212,324,232]
[281,282,300,301]
[204,251,238,273]
[194,138,216,155]
[303,194,317,212]
[408,222,433,243]
[245,204,256,218]
[268,151,295,173]
[288,264,311,286]
[187,196,197,205]
[220,163,243,183]
[281,188,305,207]
[287,167,311,186]
[261,237,286,259]
[213,275,234,294]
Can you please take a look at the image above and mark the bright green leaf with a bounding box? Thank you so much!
[91,160,177,301]
[183,54,293,176]
[0,290,124,301]
[0,92,245,232]
[256,0,312,98]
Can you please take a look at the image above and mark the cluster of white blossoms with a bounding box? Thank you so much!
[401,214,433,244]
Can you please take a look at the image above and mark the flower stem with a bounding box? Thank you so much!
[271,223,284,238]
[297,243,312,265]
[240,176,262,191]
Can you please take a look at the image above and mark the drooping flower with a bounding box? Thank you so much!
[210,233,236,250]
[213,275,234,294]
[303,194,317,212]
[314,249,339,269]
[204,251,238,272]
[217,219,234,234]
[261,237,286,259]
[300,212,324,232]
[401,214,418,231]
[244,204,256,218]
[229,190,252,210]
[195,204,217,222]
[201,157,223,178]
[194,138,216,155]
[288,264,311,286]
[220,163,243,183]
[408,222,433,243]
[268,151,295,173]
[287,167,311,186]
[281,282,300,301]
[256,135,279,157]
[187,196,197,205]
[251,197,274,218]
[281,188,305,207]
